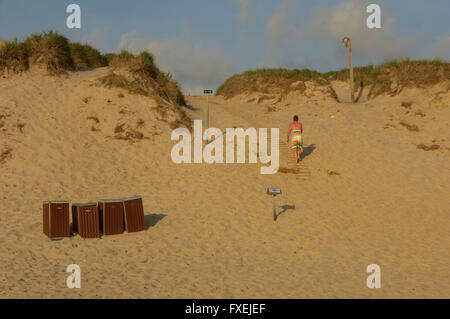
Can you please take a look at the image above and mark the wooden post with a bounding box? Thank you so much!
[206,94,210,130]
[342,37,354,102]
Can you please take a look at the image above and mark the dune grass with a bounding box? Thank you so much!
[216,59,450,99]
[98,49,190,129]
[0,147,13,164]
[103,53,117,65]
[69,42,107,69]
[1,31,190,130]
[325,59,449,97]
[104,50,186,106]
[0,39,29,73]
[216,68,327,98]
[98,71,149,96]
[1,30,108,74]
[24,31,75,74]
[1,31,187,103]
[1,31,76,74]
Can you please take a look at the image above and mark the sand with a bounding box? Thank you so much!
[0,69,449,298]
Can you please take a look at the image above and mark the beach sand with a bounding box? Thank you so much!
[0,69,449,298]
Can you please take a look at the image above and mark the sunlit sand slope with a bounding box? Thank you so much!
[0,69,448,298]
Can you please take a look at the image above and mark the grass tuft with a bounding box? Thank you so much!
[399,121,420,132]
[416,144,440,151]
[107,50,186,106]
[98,72,149,96]
[24,30,75,74]
[70,42,107,69]
[1,31,112,75]
[216,68,325,98]
[0,147,12,164]
[0,39,29,73]
[98,50,191,129]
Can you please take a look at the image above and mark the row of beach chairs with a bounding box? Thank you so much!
[43,196,146,239]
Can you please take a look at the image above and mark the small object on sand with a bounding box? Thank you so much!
[267,188,282,221]
[267,187,282,196]
[43,200,70,239]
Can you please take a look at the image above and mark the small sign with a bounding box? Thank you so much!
[267,187,282,196]
[203,90,214,95]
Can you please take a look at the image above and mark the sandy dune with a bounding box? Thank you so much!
[0,69,449,298]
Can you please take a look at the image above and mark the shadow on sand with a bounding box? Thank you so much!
[184,104,199,111]
[275,204,296,221]
[355,81,364,103]
[300,144,316,161]
[145,214,167,230]
[76,66,95,72]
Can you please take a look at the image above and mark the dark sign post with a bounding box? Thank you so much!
[204,89,214,143]
[267,187,282,221]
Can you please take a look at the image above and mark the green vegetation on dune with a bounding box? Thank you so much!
[217,59,450,98]
[216,68,327,98]
[0,31,188,131]
[69,42,107,69]
[97,72,149,96]
[323,65,376,83]
[0,31,186,107]
[0,39,29,73]
[234,68,325,81]
[102,53,117,65]
[97,49,189,128]
[369,59,449,97]
[1,31,75,74]
[24,31,75,73]
[324,59,449,97]
[102,50,186,106]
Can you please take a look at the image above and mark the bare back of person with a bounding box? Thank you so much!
[288,121,302,132]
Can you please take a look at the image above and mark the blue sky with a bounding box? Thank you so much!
[0,0,449,93]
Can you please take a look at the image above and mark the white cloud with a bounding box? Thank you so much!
[85,28,109,49]
[310,1,409,62]
[235,0,253,24]
[147,39,233,94]
[264,0,411,70]
[434,34,450,60]
[118,31,148,53]
[265,0,292,47]
[118,28,234,94]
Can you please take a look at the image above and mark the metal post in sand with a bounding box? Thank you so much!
[203,89,213,143]
[267,187,282,221]
[207,94,210,131]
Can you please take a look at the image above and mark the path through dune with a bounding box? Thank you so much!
[0,69,449,298]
